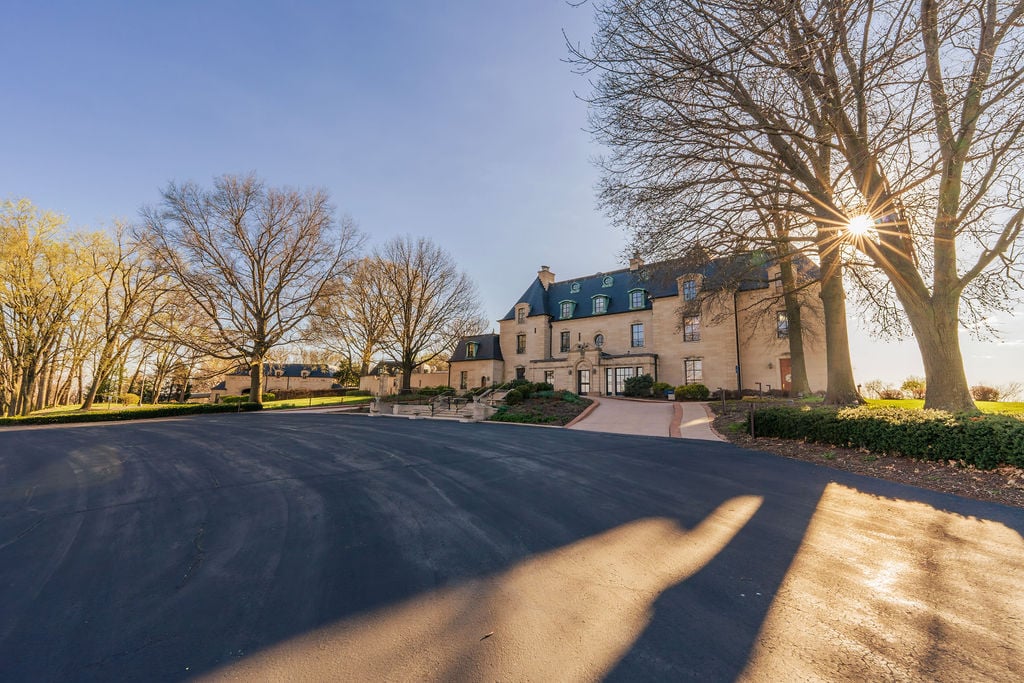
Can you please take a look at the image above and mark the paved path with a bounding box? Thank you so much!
[569,396,725,441]
[1,413,1021,681]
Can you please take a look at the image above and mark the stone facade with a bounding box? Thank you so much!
[210,363,336,402]
[358,361,449,395]
[452,257,827,396]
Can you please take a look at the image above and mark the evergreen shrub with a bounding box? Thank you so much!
[749,406,1024,469]
[624,374,654,397]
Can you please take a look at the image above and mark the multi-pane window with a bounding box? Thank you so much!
[515,366,526,380]
[516,333,526,354]
[466,342,477,358]
[631,323,645,347]
[544,370,554,385]
[593,296,608,314]
[683,315,701,342]
[682,279,697,301]
[459,371,468,390]
[629,290,645,309]
[776,311,789,339]
[560,301,574,319]
[560,331,571,353]
[684,358,703,384]
[517,308,526,324]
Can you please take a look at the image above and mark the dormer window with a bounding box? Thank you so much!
[516,306,527,324]
[592,295,609,314]
[570,282,581,293]
[559,300,576,319]
[682,279,698,301]
[628,289,645,309]
[602,275,614,288]
[466,342,478,359]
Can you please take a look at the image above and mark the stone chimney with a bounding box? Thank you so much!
[537,265,555,290]
[629,253,645,272]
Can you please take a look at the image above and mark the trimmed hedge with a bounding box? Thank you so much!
[750,406,1024,469]
[0,402,263,427]
[676,383,710,400]
[221,393,275,404]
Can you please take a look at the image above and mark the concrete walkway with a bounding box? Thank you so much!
[568,397,725,441]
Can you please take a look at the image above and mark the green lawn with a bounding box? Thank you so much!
[28,402,202,417]
[19,394,371,419]
[864,398,1024,415]
[261,395,371,410]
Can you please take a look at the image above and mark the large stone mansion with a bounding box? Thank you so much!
[448,255,827,396]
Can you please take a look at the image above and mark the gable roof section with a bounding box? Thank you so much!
[502,277,550,321]
[499,252,810,322]
[450,333,503,362]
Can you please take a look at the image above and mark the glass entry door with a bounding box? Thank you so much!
[577,369,591,395]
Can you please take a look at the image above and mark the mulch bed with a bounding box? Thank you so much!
[711,406,1024,509]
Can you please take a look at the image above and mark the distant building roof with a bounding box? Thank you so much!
[228,363,335,379]
[501,253,808,321]
[364,361,443,377]
[211,381,227,390]
[450,334,503,362]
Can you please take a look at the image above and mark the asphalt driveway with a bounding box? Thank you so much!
[1,413,1021,681]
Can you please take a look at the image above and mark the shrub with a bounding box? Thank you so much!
[878,387,904,400]
[416,385,454,396]
[749,405,1024,469]
[504,388,524,406]
[120,393,141,406]
[0,402,262,427]
[901,376,927,400]
[222,393,274,404]
[534,382,554,392]
[675,383,710,400]
[652,382,673,397]
[624,374,654,397]
[349,389,371,397]
[971,385,1000,402]
[861,379,885,399]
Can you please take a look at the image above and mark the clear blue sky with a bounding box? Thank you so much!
[4,1,1021,388]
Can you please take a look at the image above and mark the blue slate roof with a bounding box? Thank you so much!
[501,253,788,322]
[450,334,503,362]
[229,363,335,378]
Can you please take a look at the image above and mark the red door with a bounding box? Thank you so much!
[779,358,792,395]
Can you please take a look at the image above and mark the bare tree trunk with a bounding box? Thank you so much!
[903,295,975,412]
[778,257,811,396]
[249,361,264,403]
[816,234,862,405]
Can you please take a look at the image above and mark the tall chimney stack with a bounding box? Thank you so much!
[629,253,645,272]
[537,265,555,290]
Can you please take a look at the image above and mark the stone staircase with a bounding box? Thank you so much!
[368,394,501,421]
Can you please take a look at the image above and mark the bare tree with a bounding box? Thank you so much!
[79,224,170,410]
[574,0,1024,411]
[306,258,389,377]
[0,200,95,415]
[368,236,486,392]
[141,174,363,404]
